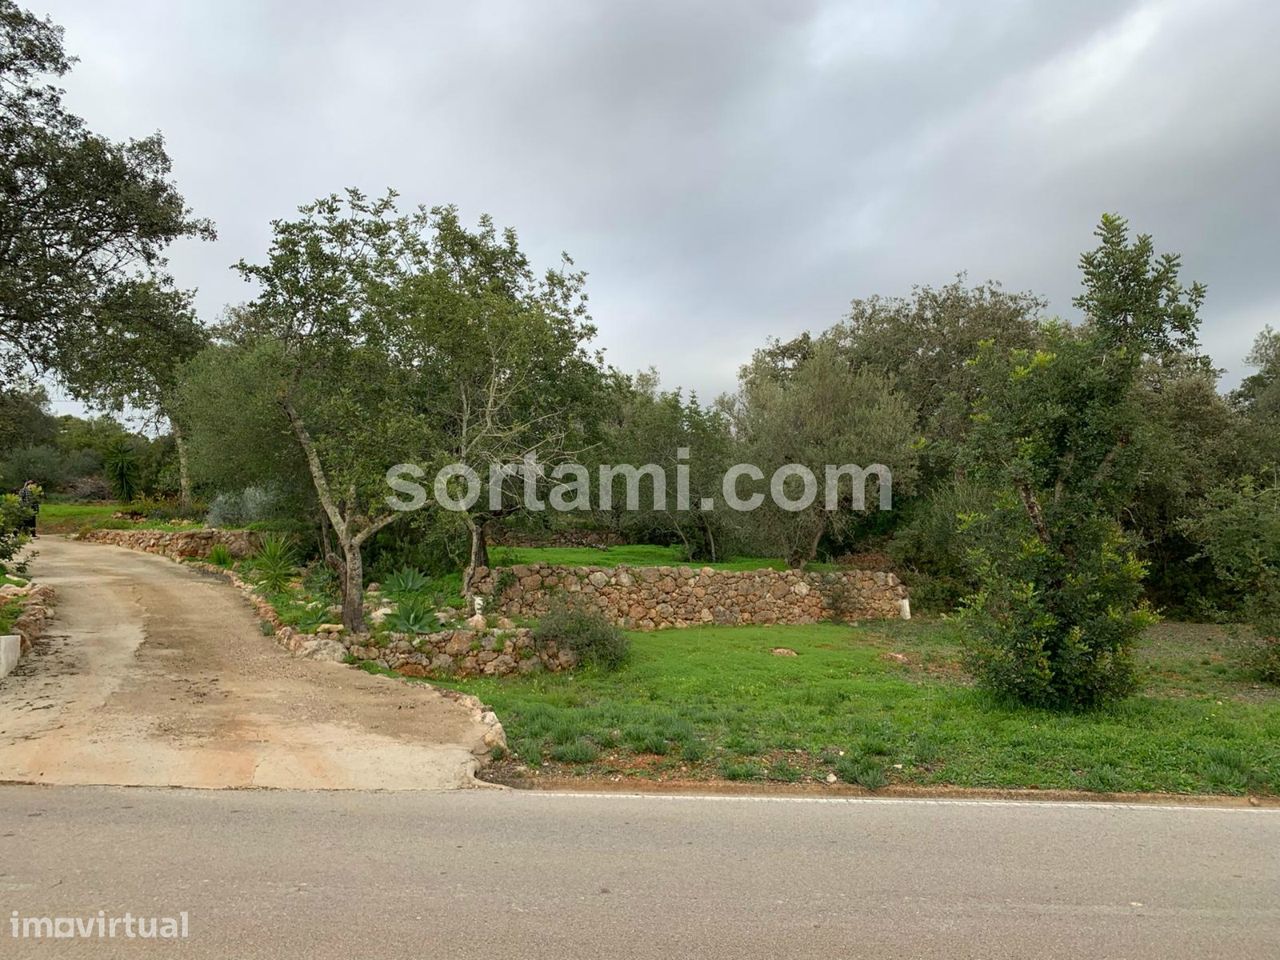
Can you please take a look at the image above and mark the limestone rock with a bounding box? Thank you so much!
[298,637,346,662]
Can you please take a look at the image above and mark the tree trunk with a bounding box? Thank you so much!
[318,510,342,576]
[339,537,365,633]
[699,513,718,563]
[173,425,193,513]
[462,515,490,601]
[789,516,826,570]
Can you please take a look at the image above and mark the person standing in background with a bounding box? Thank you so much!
[17,480,40,538]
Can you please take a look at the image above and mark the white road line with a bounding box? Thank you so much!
[520,791,1278,812]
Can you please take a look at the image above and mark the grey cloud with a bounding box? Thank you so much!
[39,0,1280,399]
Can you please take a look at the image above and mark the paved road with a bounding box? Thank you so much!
[3,785,1277,959]
[0,537,490,789]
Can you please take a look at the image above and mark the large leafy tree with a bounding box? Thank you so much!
[0,379,55,450]
[1180,476,1280,682]
[0,0,212,380]
[759,278,1043,477]
[590,369,736,561]
[56,280,208,507]
[220,190,600,629]
[729,338,920,568]
[1128,362,1252,611]
[1231,327,1280,470]
[959,215,1205,708]
[405,207,603,594]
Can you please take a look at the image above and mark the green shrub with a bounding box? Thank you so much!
[550,739,600,764]
[386,595,440,634]
[719,760,764,781]
[888,480,993,611]
[678,737,709,762]
[532,600,629,671]
[303,563,339,596]
[383,566,430,600]
[836,757,887,790]
[766,760,803,782]
[1180,478,1280,684]
[959,510,1149,709]
[205,486,278,528]
[512,738,543,767]
[0,494,30,567]
[493,568,518,598]
[207,544,233,567]
[1244,587,1280,684]
[131,496,204,522]
[249,535,297,594]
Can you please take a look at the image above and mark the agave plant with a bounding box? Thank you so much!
[207,544,233,567]
[383,566,430,600]
[385,595,440,634]
[250,535,297,594]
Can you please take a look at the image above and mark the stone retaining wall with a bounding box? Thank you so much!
[347,628,576,680]
[79,528,260,560]
[0,580,57,663]
[472,563,908,629]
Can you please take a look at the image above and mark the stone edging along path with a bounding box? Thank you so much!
[78,527,259,559]
[0,578,56,678]
[76,529,507,755]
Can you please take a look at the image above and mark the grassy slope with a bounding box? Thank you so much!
[432,619,1280,794]
[36,501,197,533]
[35,502,119,533]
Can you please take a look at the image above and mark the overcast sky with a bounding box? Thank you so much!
[36,0,1280,407]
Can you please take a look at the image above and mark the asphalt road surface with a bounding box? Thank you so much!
[3,785,1277,959]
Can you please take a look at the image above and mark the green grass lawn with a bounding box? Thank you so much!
[35,501,120,533]
[0,598,21,634]
[36,501,206,534]
[427,619,1280,795]
[489,543,839,572]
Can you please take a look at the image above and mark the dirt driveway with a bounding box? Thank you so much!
[0,537,494,789]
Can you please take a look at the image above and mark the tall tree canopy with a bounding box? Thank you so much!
[0,0,212,381]
[958,215,1207,708]
[189,189,602,630]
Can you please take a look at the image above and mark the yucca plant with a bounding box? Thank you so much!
[103,440,141,503]
[383,566,430,600]
[250,535,297,594]
[207,544,233,567]
[385,595,440,634]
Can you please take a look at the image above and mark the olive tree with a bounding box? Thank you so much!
[222,190,599,628]
[404,209,602,595]
[588,370,737,561]
[728,338,919,568]
[57,280,208,509]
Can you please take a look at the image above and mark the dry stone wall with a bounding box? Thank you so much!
[79,528,260,560]
[0,580,56,658]
[346,628,576,680]
[472,563,908,629]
